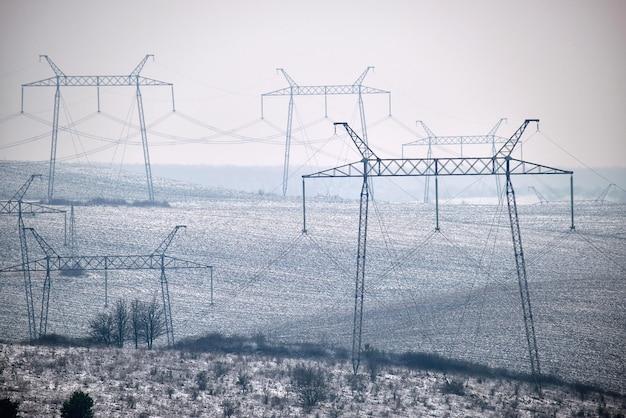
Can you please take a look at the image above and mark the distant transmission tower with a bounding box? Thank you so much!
[21,55,175,203]
[261,67,391,196]
[594,183,616,204]
[402,118,508,202]
[0,175,67,340]
[528,186,549,204]
[2,224,212,344]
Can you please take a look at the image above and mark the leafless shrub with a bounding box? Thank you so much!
[222,399,238,417]
[88,312,113,345]
[112,299,130,348]
[212,361,230,379]
[196,370,208,391]
[440,378,465,396]
[130,299,143,349]
[290,364,329,411]
[237,369,250,393]
[141,296,166,349]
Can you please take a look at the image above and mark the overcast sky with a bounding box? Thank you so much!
[0,0,624,170]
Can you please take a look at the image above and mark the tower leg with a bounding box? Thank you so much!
[570,175,575,230]
[48,81,61,202]
[357,91,374,198]
[281,93,294,197]
[424,140,432,203]
[492,138,503,203]
[160,256,174,346]
[358,92,368,143]
[505,170,542,393]
[39,259,51,337]
[302,178,307,233]
[352,173,369,374]
[18,205,36,340]
[210,267,214,306]
[170,85,176,112]
[435,175,440,231]
[96,77,101,113]
[136,85,155,202]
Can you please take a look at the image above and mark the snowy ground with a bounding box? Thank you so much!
[1,342,625,417]
[1,161,625,396]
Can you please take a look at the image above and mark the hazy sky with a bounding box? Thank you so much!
[0,0,625,170]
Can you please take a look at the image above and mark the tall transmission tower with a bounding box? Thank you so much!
[1,225,212,345]
[0,175,67,340]
[594,183,616,204]
[21,55,175,203]
[301,120,574,392]
[261,67,391,196]
[402,118,508,202]
[528,186,549,204]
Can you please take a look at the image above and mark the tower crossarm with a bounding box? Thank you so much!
[24,228,58,258]
[152,225,186,255]
[39,55,65,77]
[353,66,374,86]
[334,122,378,160]
[0,201,66,215]
[495,119,539,158]
[276,68,298,87]
[8,174,41,202]
[404,134,510,147]
[303,157,572,178]
[0,254,211,273]
[130,54,154,77]
[22,75,172,87]
[488,118,507,136]
[262,84,389,96]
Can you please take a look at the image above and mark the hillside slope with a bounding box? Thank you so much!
[1,343,624,417]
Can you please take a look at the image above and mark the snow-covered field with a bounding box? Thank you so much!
[1,343,624,417]
[1,162,625,395]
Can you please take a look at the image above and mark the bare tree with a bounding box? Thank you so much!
[112,299,130,348]
[88,312,113,345]
[130,299,143,349]
[141,296,166,349]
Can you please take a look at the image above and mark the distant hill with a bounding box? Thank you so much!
[1,160,624,203]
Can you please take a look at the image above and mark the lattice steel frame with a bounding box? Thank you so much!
[1,226,213,346]
[21,55,175,202]
[261,67,391,196]
[301,120,574,392]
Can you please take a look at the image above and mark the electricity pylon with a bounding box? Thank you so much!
[402,118,508,202]
[529,186,549,204]
[261,67,391,196]
[594,183,616,204]
[1,224,212,345]
[21,55,175,203]
[0,175,67,340]
[302,120,574,392]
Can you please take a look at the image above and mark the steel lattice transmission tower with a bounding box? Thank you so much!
[0,175,67,340]
[402,118,508,203]
[301,120,575,392]
[594,183,616,203]
[21,55,175,203]
[261,67,391,196]
[1,224,212,345]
